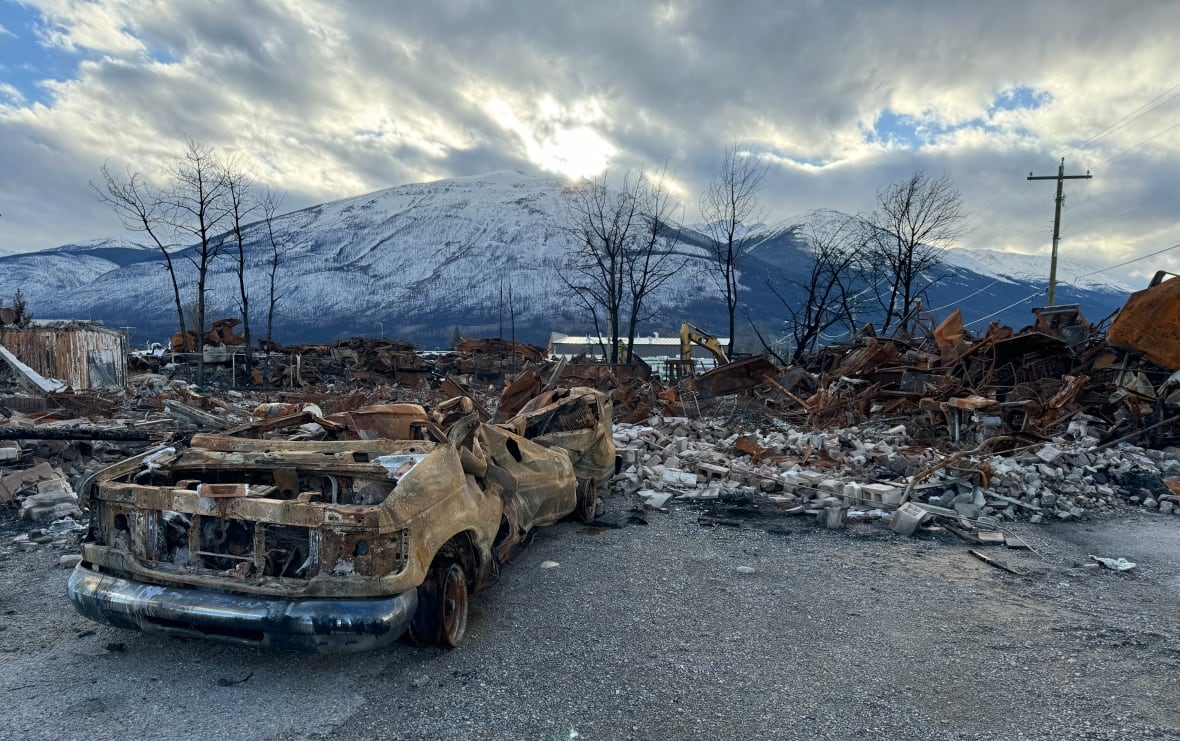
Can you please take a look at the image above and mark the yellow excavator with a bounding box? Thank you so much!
[666,322,729,381]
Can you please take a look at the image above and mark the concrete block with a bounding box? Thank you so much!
[954,502,982,519]
[890,502,930,536]
[863,483,902,505]
[696,462,730,480]
[842,482,862,505]
[1037,445,1065,464]
[642,491,673,509]
[22,500,81,523]
[58,554,82,569]
[818,478,842,494]
[37,477,73,496]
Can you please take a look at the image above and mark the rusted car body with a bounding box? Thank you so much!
[68,388,614,652]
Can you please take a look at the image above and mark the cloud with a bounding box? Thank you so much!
[0,83,23,104]
[1,0,1180,287]
[24,0,145,56]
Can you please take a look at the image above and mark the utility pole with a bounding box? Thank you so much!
[1027,158,1092,305]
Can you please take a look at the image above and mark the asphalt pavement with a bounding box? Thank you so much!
[1,503,1178,740]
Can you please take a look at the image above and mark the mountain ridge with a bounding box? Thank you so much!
[0,171,1132,348]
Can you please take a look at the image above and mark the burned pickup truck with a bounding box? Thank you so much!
[67,387,615,652]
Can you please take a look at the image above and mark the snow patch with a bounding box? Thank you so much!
[941,247,1134,293]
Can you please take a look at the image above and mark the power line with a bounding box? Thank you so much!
[962,84,1180,248]
[1067,81,1180,154]
[1097,118,1180,167]
[955,242,1180,329]
[1073,241,1180,279]
[964,287,1046,328]
[928,274,1008,313]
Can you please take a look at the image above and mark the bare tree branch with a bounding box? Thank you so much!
[699,141,768,357]
[624,166,686,360]
[261,188,293,351]
[93,165,188,341]
[562,171,641,363]
[563,168,686,364]
[223,155,258,378]
[864,171,965,335]
[774,210,866,362]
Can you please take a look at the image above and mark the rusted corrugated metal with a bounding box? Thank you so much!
[1108,272,1180,370]
[0,324,127,389]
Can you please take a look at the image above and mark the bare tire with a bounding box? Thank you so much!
[574,478,597,523]
[408,560,468,647]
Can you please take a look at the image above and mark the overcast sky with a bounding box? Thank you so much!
[2,0,1179,285]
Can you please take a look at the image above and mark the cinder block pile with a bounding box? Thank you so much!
[613,415,1180,524]
[1,460,82,523]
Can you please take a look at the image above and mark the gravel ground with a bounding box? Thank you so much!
[1,501,1178,741]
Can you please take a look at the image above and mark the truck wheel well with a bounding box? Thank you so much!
[434,531,480,583]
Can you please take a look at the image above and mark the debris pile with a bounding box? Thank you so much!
[758,303,1180,455]
[613,413,1180,528]
[1,461,82,522]
[8,273,1180,557]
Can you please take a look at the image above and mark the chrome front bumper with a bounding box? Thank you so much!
[67,565,417,653]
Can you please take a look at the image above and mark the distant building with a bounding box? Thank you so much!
[0,321,128,390]
[547,332,730,378]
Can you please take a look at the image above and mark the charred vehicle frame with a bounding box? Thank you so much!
[67,388,614,652]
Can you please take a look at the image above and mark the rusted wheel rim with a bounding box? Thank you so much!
[439,562,468,647]
[574,478,597,522]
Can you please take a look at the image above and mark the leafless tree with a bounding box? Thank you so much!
[700,142,768,357]
[95,166,188,342]
[165,139,230,386]
[864,171,965,335]
[564,169,683,364]
[95,139,232,385]
[770,210,865,363]
[563,171,642,364]
[261,189,289,353]
[623,168,685,361]
[222,157,258,379]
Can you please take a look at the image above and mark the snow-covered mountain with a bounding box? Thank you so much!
[942,247,1134,294]
[0,171,1134,347]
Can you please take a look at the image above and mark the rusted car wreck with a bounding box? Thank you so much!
[67,387,614,652]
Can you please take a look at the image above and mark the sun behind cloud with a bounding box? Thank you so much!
[483,95,615,180]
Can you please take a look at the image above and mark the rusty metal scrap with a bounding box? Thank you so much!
[494,366,545,423]
[0,324,126,391]
[768,279,1180,447]
[687,355,779,399]
[933,309,970,365]
[456,337,546,364]
[1109,271,1180,370]
[1029,305,1092,347]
